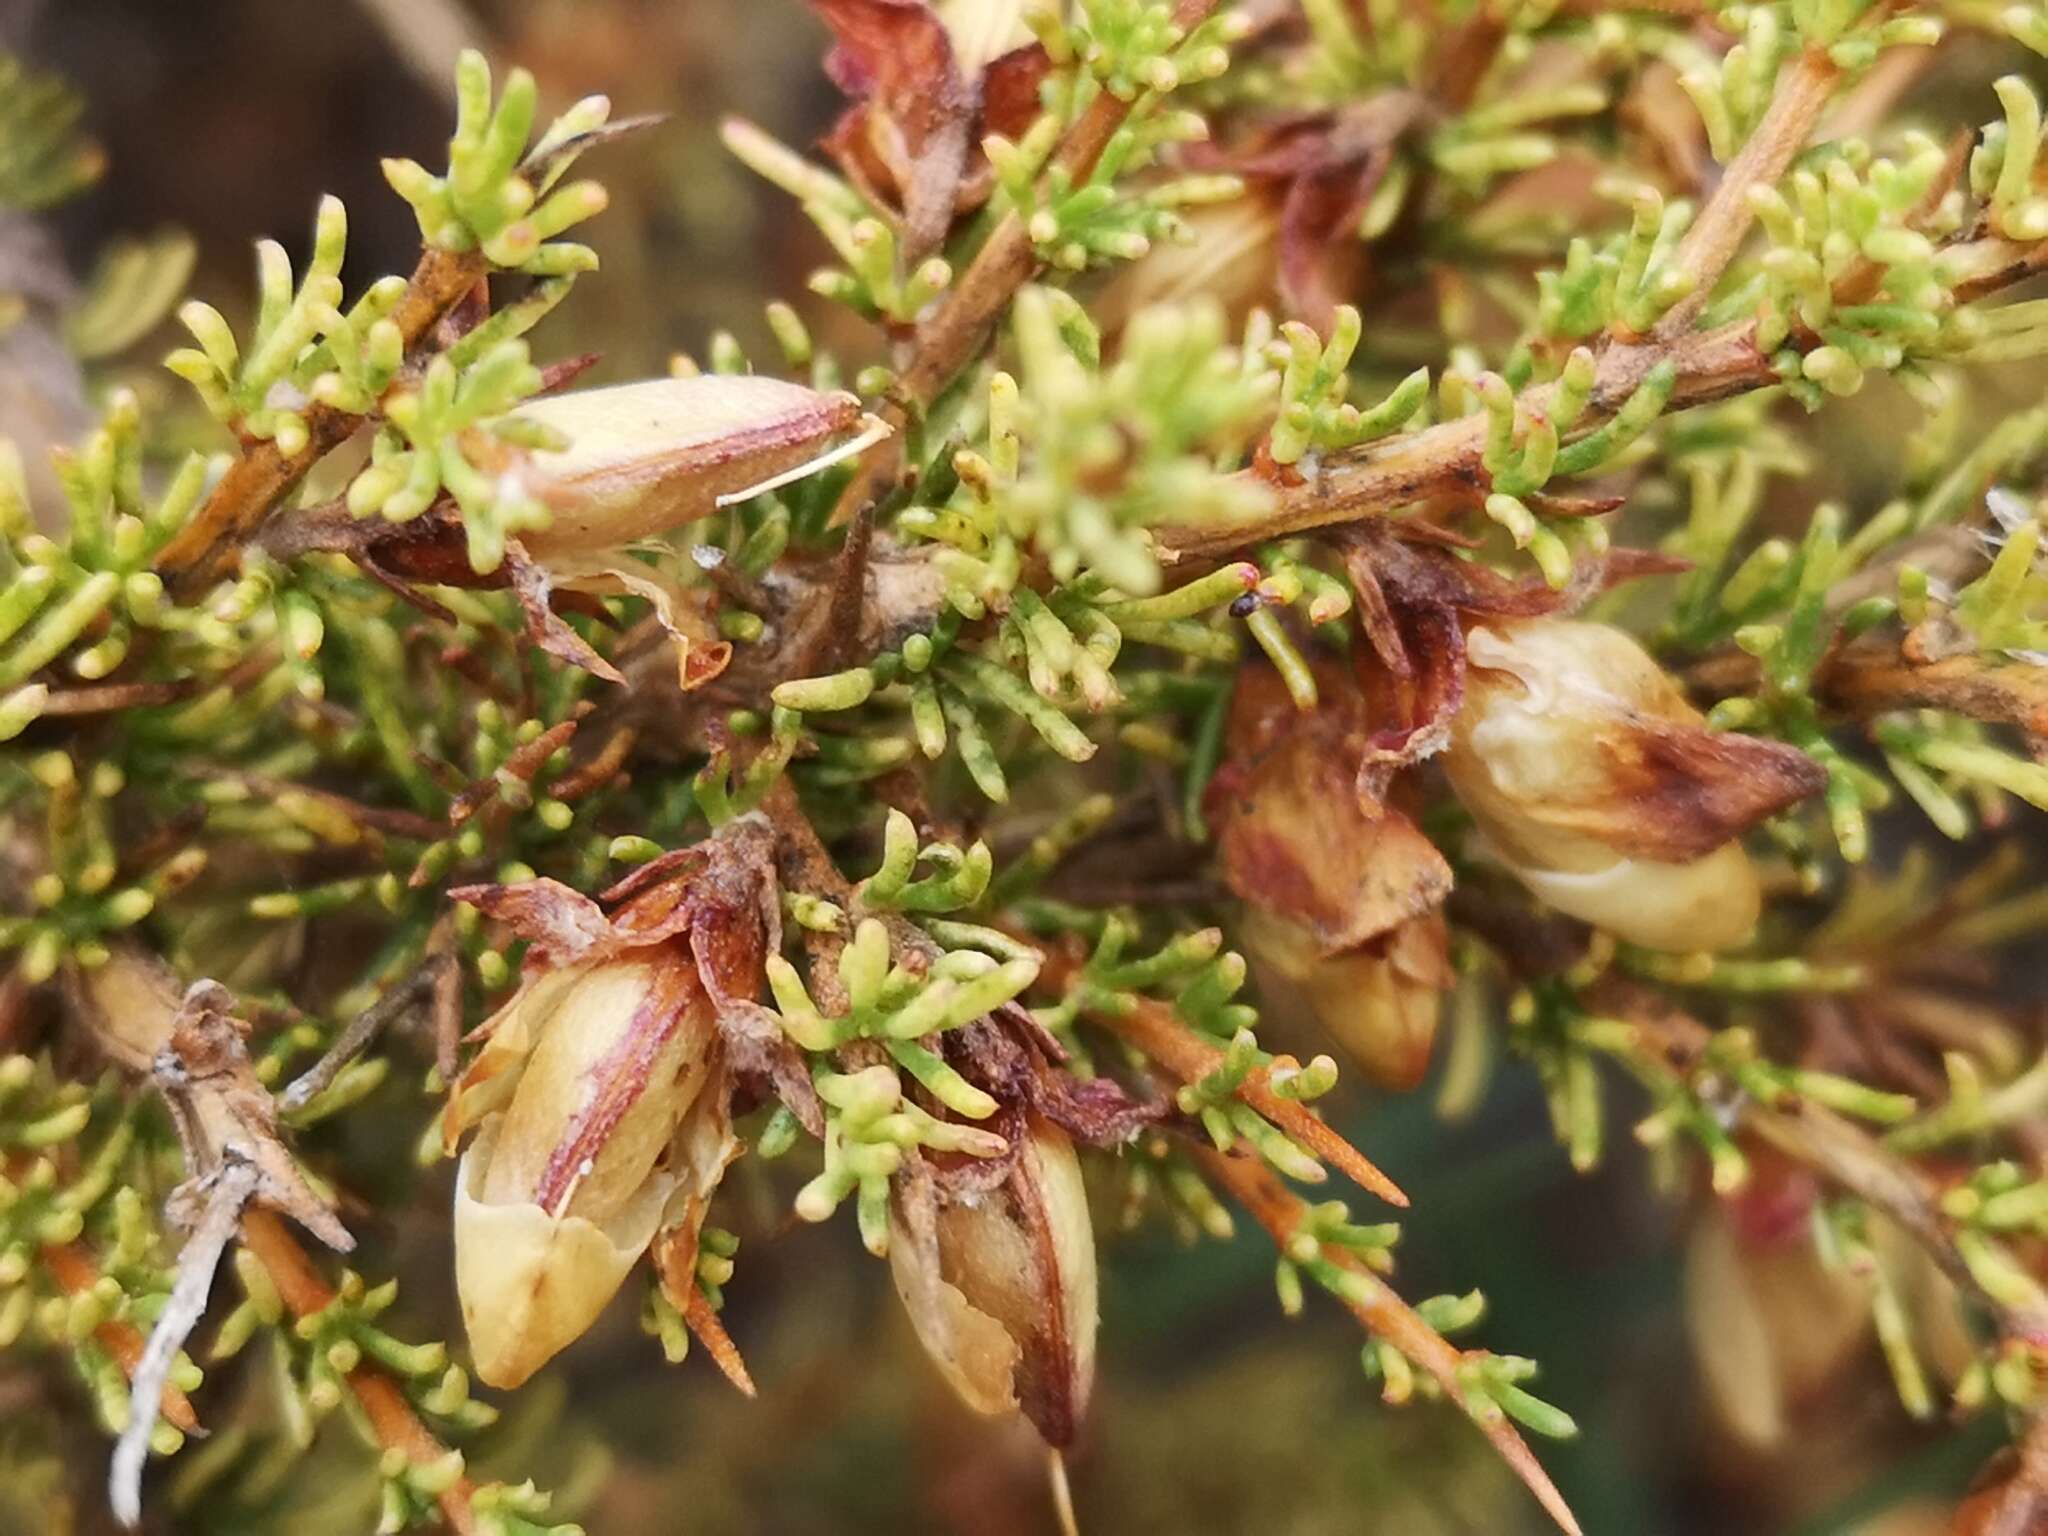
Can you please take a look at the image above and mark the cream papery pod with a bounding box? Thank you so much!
[487,375,881,688]
[456,1116,681,1390]
[63,941,185,1071]
[1508,847,1758,952]
[934,0,1032,73]
[887,1115,1098,1446]
[1443,617,1823,951]
[506,376,872,559]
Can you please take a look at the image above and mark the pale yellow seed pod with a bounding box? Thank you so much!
[1443,617,1821,951]
[888,1116,1098,1445]
[1093,198,1280,337]
[454,952,719,1389]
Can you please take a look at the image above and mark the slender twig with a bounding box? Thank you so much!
[1193,1144,1583,1536]
[1085,989,1409,1207]
[1607,986,2048,1346]
[151,246,488,591]
[109,1156,259,1528]
[829,0,1221,524]
[279,953,459,1114]
[1157,219,2048,560]
[239,1208,480,1535]
[1651,46,1843,340]
[1158,317,1768,556]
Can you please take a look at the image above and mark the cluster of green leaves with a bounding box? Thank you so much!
[0,53,101,212]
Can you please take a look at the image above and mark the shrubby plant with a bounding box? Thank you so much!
[0,2,2046,1531]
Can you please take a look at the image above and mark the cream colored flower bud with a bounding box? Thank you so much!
[888,1116,1098,1445]
[454,953,720,1389]
[1242,908,1450,1092]
[510,376,869,559]
[1443,617,1822,951]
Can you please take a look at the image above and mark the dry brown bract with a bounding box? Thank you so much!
[444,814,801,1389]
[811,0,1050,262]
[1210,662,1454,1088]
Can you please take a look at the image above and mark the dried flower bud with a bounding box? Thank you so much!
[1684,1184,1869,1451]
[1443,617,1822,951]
[510,375,870,558]
[1242,908,1451,1092]
[1212,664,1453,1085]
[448,821,776,1388]
[1095,198,1280,337]
[455,953,723,1388]
[64,942,184,1072]
[487,375,878,690]
[888,1116,1097,1445]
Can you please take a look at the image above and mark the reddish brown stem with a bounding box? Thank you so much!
[1605,988,2048,1348]
[1651,46,1843,340]
[1193,1145,1583,1536]
[239,1208,479,1535]
[151,246,489,593]
[1093,990,1409,1208]
[1156,319,1772,557]
[830,0,1220,524]
[41,1241,202,1434]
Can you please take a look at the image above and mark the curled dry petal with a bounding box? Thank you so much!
[1212,663,1453,1086]
[1215,664,1454,957]
[811,0,1047,254]
[888,1115,1097,1445]
[1444,618,1823,951]
[814,0,974,258]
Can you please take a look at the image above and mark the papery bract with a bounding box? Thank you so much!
[1213,664,1453,1085]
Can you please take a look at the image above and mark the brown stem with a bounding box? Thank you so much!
[41,1241,202,1434]
[239,1208,479,1535]
[1158,318,1771,557]
[150,246,488,593]
[1607,988,2048,1348]
[1692,641,2048,737]
[1193,1144,1583,1536]
[1156,193,2048,564]
[1085,988,1409,1208]
[829,0,1220,524]
[1651,47,1843,340]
